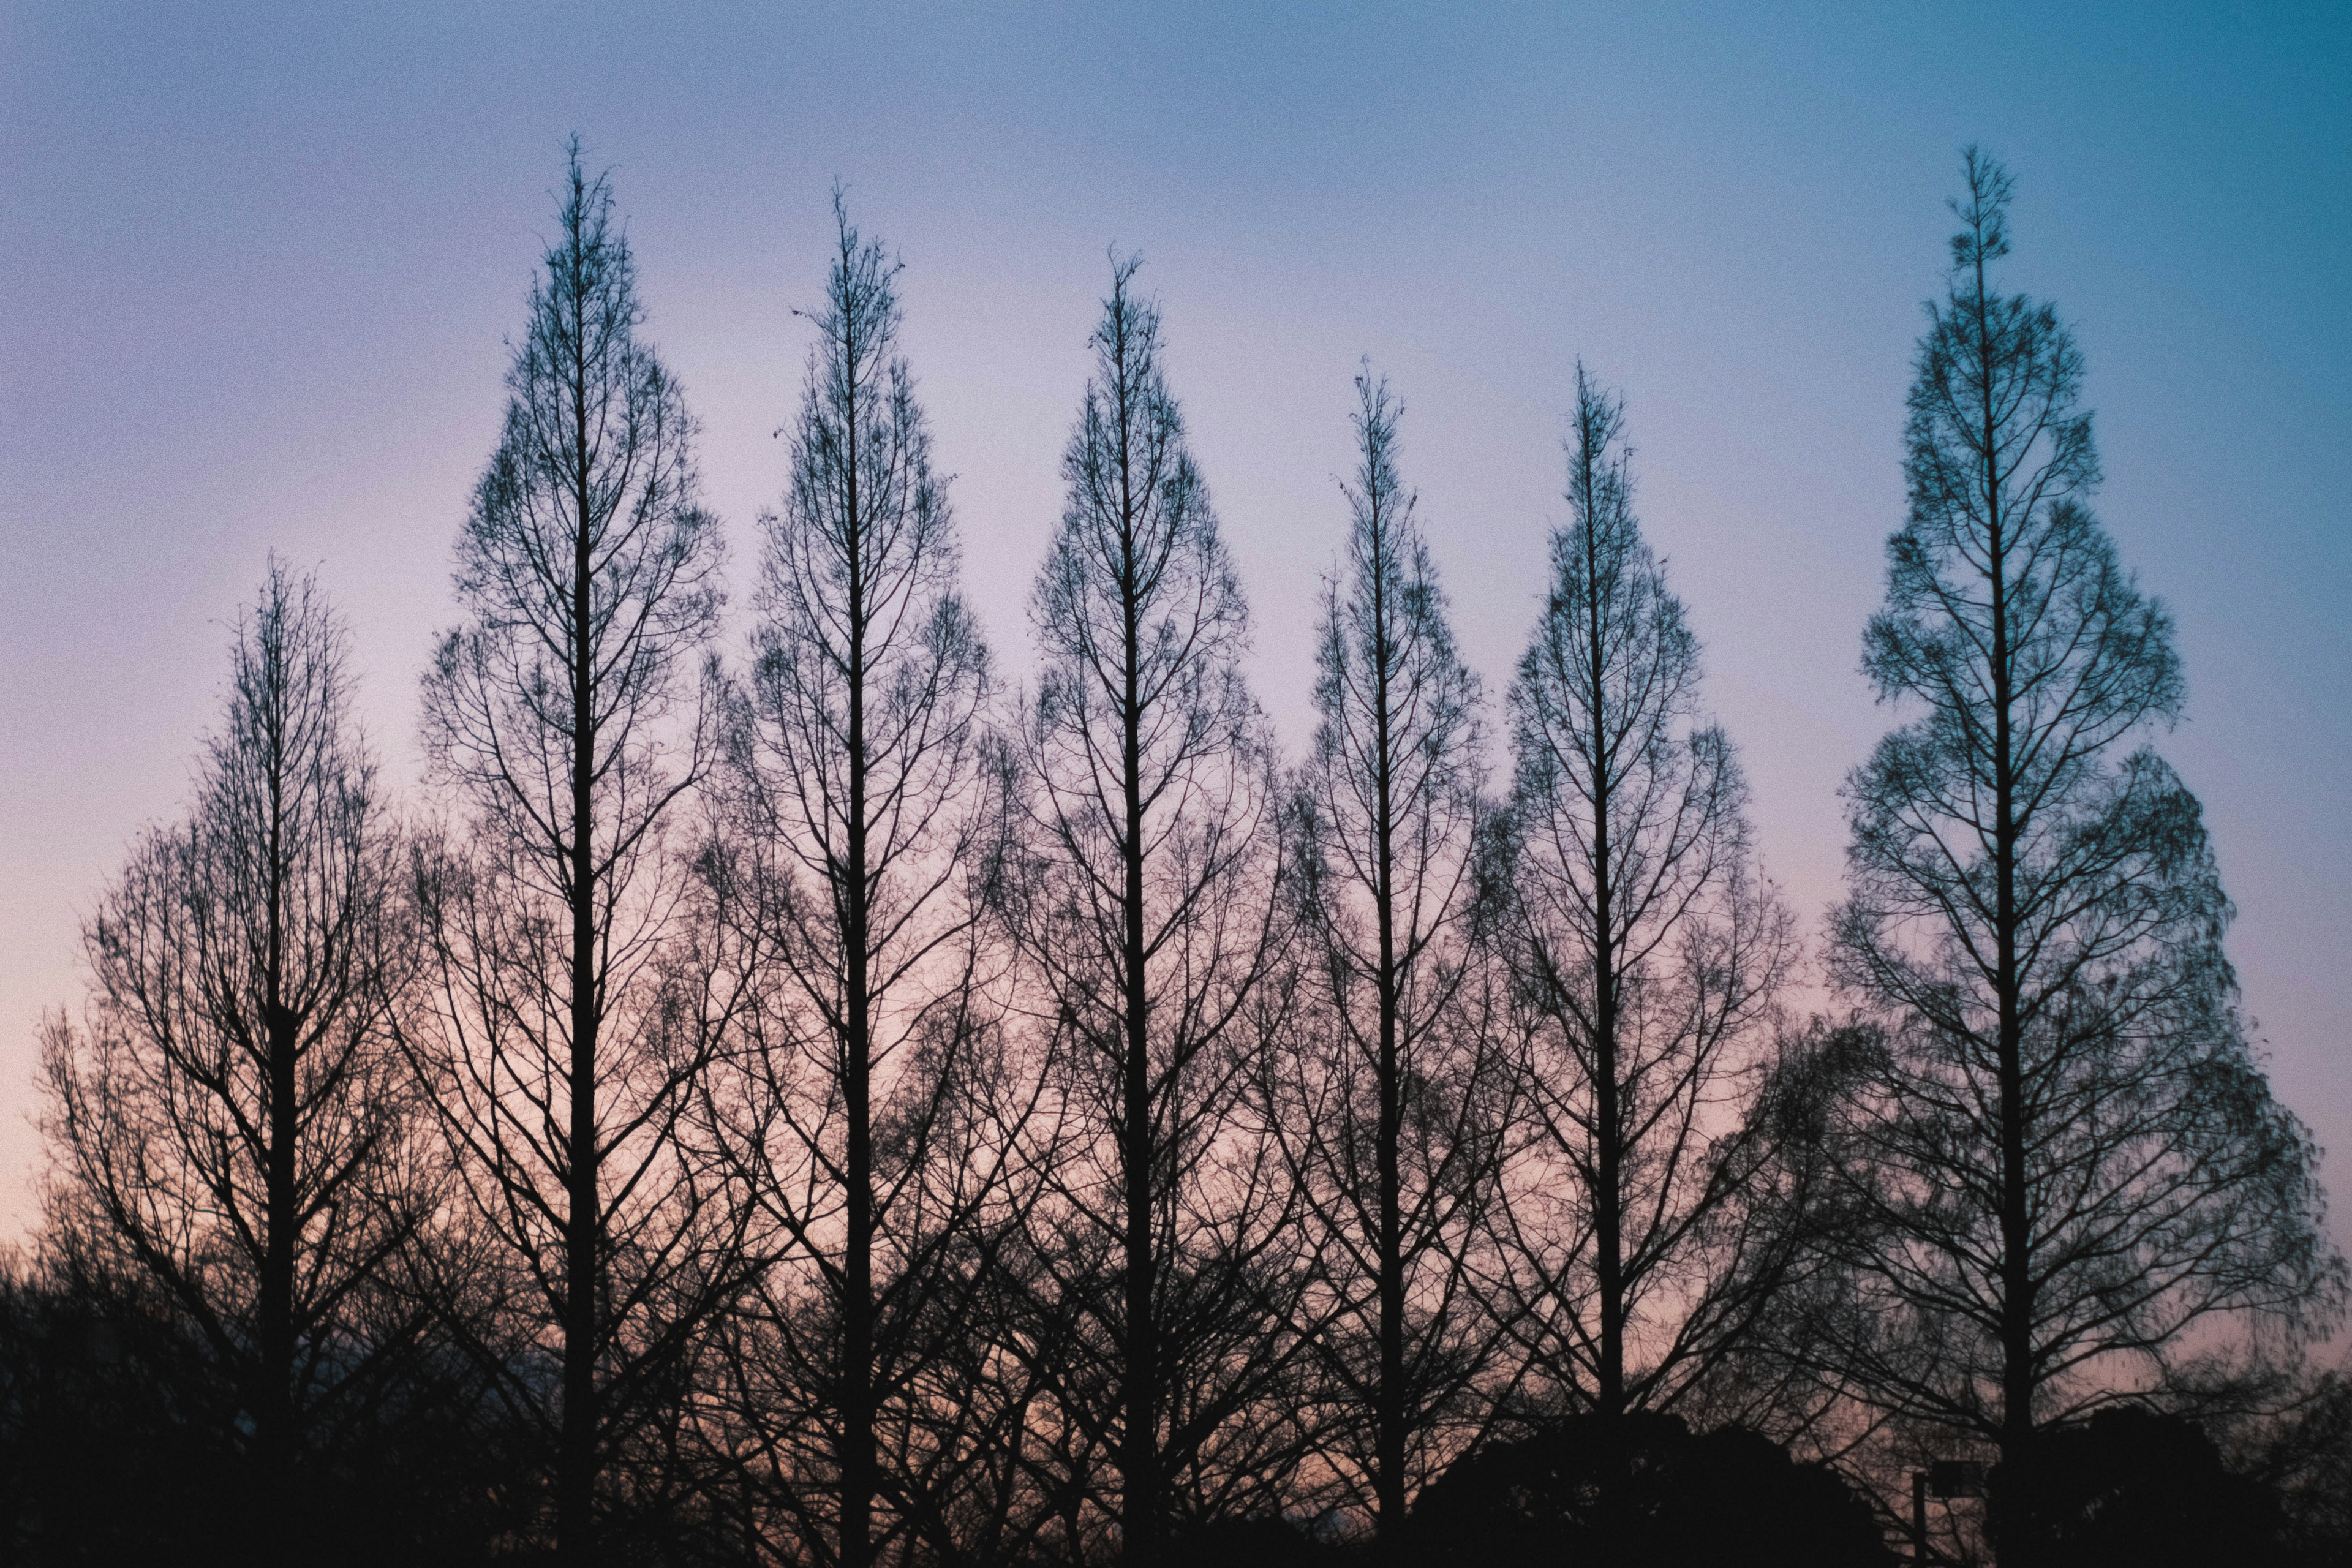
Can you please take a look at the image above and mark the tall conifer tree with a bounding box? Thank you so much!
[412,146,732,1564]
[1499,366,1793,1425]
[1012,258,1292,1565]
[1825,148,2337,1561]
[1281,369,1506,1536]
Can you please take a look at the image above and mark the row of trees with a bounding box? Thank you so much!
[18,147,2340,1566]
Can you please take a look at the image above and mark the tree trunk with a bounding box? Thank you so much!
[1371,542,1408,1539]
[260,743,299,1543]
[1585,514,1625,1424]
[1118,379,1161,1567]
[842,323,877,1568]
[559,295,601,1567]
[1981,247,2038,1562]
[261,996,300,1547]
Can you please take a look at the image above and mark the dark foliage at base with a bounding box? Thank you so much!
[0,1262,540,1567]
[1407,1412,1893,1568]
[1164,1515,1349,1568]
[1992,1407,2295,1568]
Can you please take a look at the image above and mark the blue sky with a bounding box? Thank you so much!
[3,1,2346,1235]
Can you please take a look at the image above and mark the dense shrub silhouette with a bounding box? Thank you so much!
[1166,1514,1348,1568]
[1992,1406,2288,1568]
[1406,1411,1892,1567]
[0,1259,545,1567]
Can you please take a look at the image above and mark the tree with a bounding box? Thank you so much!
[1009,255,1294,1566]
[410,145,735,1566]
[1822,147,2339,1553]
[696,193,1012,1568]
[1494,365,1796,1424]
[40,560,428,1556]
[1277,367,1508,1538]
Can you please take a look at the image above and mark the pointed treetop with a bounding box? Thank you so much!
[1949,144,2015,277]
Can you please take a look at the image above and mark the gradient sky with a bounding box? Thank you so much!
[3,1,2346,1242]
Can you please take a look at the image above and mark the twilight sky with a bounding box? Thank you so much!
[2,1,2346,1240]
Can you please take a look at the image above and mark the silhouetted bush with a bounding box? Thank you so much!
[1406,1411,1893,1568]
[2234,1372,2352,1566]
[1166,1513,1348,1568]
[0,1255,544,1566]
[1992,1406,2288,1568]
[0,1261,244,1565]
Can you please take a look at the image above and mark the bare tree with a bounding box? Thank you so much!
[40,559,428,1555]
[1008,255,1295,1566]
[693,193,1017,1568]
[1821,148,2339,1556]
[1275,368,1510,1539]
[1494,365,1796,1426]
[409,144,735,1566]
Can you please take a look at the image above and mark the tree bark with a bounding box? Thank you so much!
[1117,348,1162,1568]
[559,260,601,1565]
[1581,459,1626,1425]
[1371,548,1406,1537]
[841,287,877,1568]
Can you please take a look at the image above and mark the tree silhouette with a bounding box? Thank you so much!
[41,560,429,1556]
[695,192,1016,1567]
[1822,146,2340,1562]
[21,138,2352,1568]
[1492,366,1796,1427]
[1009,255,1295,1565]
[1275,367,1510,1537]
[1409,1409,1893,1568]
[409,143,736,1565]
[1992,1406,2285,1568]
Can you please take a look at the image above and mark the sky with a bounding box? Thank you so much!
[2,1,2347,1242]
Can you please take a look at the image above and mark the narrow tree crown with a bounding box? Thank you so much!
[1299,365,1492,1203]
[1287,367,1500,1525]
[1306,368,1485,944]
[1014,255,1292,1557]
[1032,256,1253,800]
[45,560,415,1398]
[424,148,722,878]
[1509,365,1747,989]
[67,562,406,1217]
[1499,366,1789,1420]
[1842,147,2211,1041]
[194,560,393,1039]
[736,191,991,936]
[404,154,735,1568]
[1867,146,2179,845]
[1023,254,1274,1061]
[695,193,1003,1568]
[1021,252,1278,1136]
